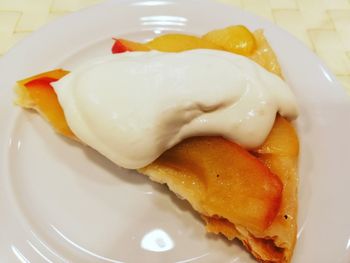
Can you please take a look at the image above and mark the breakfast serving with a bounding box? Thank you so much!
[15,25,299,263]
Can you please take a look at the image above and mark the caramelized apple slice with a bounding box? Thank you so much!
[202,116,298,262]
[202,25,256,56]
[111,29,283,81]
[141,136,283,232]
[15,70,75,139]
[255,116,298,262]
[253,116,298,238]
[255,116,299,156]
[112,39,150,53]
[146,34,222,52]
[17,69,68,87]
[112,34,222,53]
[249,30,283,78]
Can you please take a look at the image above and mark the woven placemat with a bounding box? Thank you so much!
[0,0,349,93]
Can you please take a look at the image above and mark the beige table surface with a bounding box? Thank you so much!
[0,0,349,94]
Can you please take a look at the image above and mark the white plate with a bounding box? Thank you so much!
[1,0,350,262]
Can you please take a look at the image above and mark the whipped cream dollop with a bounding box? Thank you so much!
[53,50,298,169]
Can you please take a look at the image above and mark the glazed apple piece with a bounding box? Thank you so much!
[112,34,222,53]
[112,39,150,53]
[111,27,283,81]
[146,34,222,52]
[253,116,298,239]
[255,116,299,156]
[141,136,283,232]
[17,69,68,86]
[202,25,256,56]
[15,70,75,139]
[201,116,298,262]
[249,30,283,78]
[112,26,255,55]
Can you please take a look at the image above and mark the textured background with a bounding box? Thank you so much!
[0,0,349,94]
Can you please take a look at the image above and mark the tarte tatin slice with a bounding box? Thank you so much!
[15,26,299,263]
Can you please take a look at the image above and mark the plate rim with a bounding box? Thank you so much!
[1,1,350,263]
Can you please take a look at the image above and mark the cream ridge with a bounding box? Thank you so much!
[52,50,298,169]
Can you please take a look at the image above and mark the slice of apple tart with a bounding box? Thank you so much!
[15,26,299,263]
